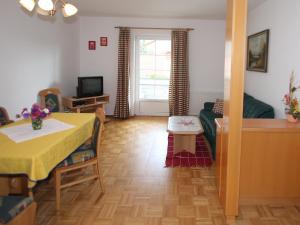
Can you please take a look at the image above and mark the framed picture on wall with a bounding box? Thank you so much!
[100,37,108,46]
[246,29,269,73]
[88,41,96,50]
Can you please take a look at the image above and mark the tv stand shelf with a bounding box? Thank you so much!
[63,95,109,113]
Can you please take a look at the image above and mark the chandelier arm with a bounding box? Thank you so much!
[54,0,59,7]
[59,0,67,5]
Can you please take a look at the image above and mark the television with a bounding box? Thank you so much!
[77,76,103,98]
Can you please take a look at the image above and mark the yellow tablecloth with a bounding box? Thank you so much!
[0,113,94,183]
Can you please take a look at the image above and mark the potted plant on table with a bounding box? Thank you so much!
[21,104,50,130]
[283,71,300,123]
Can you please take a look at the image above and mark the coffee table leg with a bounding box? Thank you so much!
[174,134,196,154]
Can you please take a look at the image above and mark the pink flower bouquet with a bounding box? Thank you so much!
[21,104,50,130]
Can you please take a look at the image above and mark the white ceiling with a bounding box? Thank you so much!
[75,0,267,19]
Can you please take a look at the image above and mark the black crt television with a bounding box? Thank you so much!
[77,76,103,98]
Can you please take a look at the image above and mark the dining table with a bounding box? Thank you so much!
[0,112,95,195]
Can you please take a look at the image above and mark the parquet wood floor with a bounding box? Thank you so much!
[35,117,300,225]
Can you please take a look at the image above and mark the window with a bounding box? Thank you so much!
[136,36,171,100]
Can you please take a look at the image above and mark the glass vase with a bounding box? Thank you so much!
[31,118,43,130]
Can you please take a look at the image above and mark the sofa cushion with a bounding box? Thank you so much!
[0,196,33,224]
[212,99,224,114]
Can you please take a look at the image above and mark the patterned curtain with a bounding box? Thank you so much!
[169,30,190,116]
[114,28,131,119]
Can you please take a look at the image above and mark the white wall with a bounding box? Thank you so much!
[0,1,79,118]
[246,0,300,118]
[79,16,225,115]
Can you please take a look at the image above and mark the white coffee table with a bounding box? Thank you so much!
[167,116,203,154]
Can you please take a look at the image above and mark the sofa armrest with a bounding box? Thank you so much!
[243,97,275,119]
[204,102,215,111]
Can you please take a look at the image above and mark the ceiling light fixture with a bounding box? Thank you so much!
[19,0,78,17]
[19,0,36,11]
[38,0,54,11]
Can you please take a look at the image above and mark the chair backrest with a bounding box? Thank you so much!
[38,88,63,112]
[91,108,106,157]
[0,107,12,126]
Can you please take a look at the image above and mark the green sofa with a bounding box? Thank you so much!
[199,93,275,160]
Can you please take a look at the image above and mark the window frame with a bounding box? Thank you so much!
[135,35,171,102]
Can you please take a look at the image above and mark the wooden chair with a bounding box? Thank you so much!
[38,88,63,112]
[0,107,13,126]
[0,196,36,225]
[54,108,105,210]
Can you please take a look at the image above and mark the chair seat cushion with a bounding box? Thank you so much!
[0,196,33,224]
[58,144,96,167]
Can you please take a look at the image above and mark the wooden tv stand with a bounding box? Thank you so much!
[62,95,109,113]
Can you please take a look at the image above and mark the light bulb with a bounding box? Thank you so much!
[62,3,78,17]
[19,0,35,11]
[38,0,54,11]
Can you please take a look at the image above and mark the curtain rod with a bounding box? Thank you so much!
[115,26,194,31]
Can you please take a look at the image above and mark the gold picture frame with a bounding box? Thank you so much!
[247,29,269,73]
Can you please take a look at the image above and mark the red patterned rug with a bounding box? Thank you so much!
[165,134,213,167]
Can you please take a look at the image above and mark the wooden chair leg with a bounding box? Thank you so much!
[54,170,61,210]
[96,163,105,193]
[28,189,34,198]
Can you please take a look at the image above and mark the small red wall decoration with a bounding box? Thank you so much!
[100,37,108,46]
[88,41,96,50]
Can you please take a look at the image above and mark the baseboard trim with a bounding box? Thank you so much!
[239,198,300,205]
